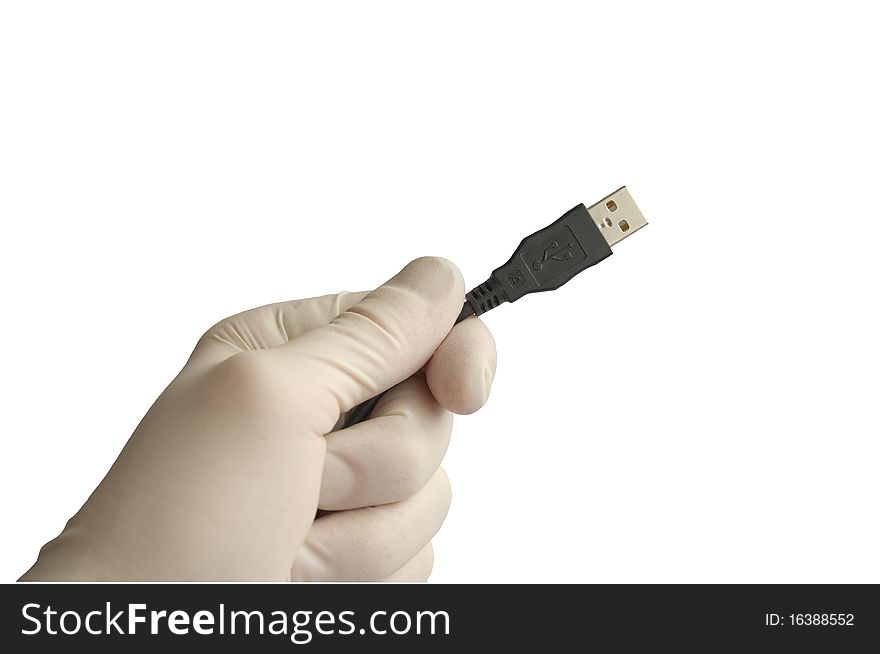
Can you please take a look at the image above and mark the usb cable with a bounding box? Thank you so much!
[344,186,648,426]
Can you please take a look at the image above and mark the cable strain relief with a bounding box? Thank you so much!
[465,276,507,316]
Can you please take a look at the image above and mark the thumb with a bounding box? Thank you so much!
[278,256,464,417]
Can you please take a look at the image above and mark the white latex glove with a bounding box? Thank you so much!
[21,257,496,581]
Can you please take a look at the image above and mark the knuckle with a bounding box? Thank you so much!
[214,350,273,385]
[208,351,293,417]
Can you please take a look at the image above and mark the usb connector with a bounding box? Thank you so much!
[462,186,648,317]
[344,187,648,426]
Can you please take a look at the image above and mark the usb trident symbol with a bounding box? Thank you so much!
[532,241,572,271]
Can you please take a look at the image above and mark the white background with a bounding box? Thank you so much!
[1,1,878,583]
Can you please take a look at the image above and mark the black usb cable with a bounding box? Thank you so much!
[344,186,648,427]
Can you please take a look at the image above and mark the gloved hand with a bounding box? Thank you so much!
[21,257,496,581]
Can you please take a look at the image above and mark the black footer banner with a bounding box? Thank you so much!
[2,583,877,651]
